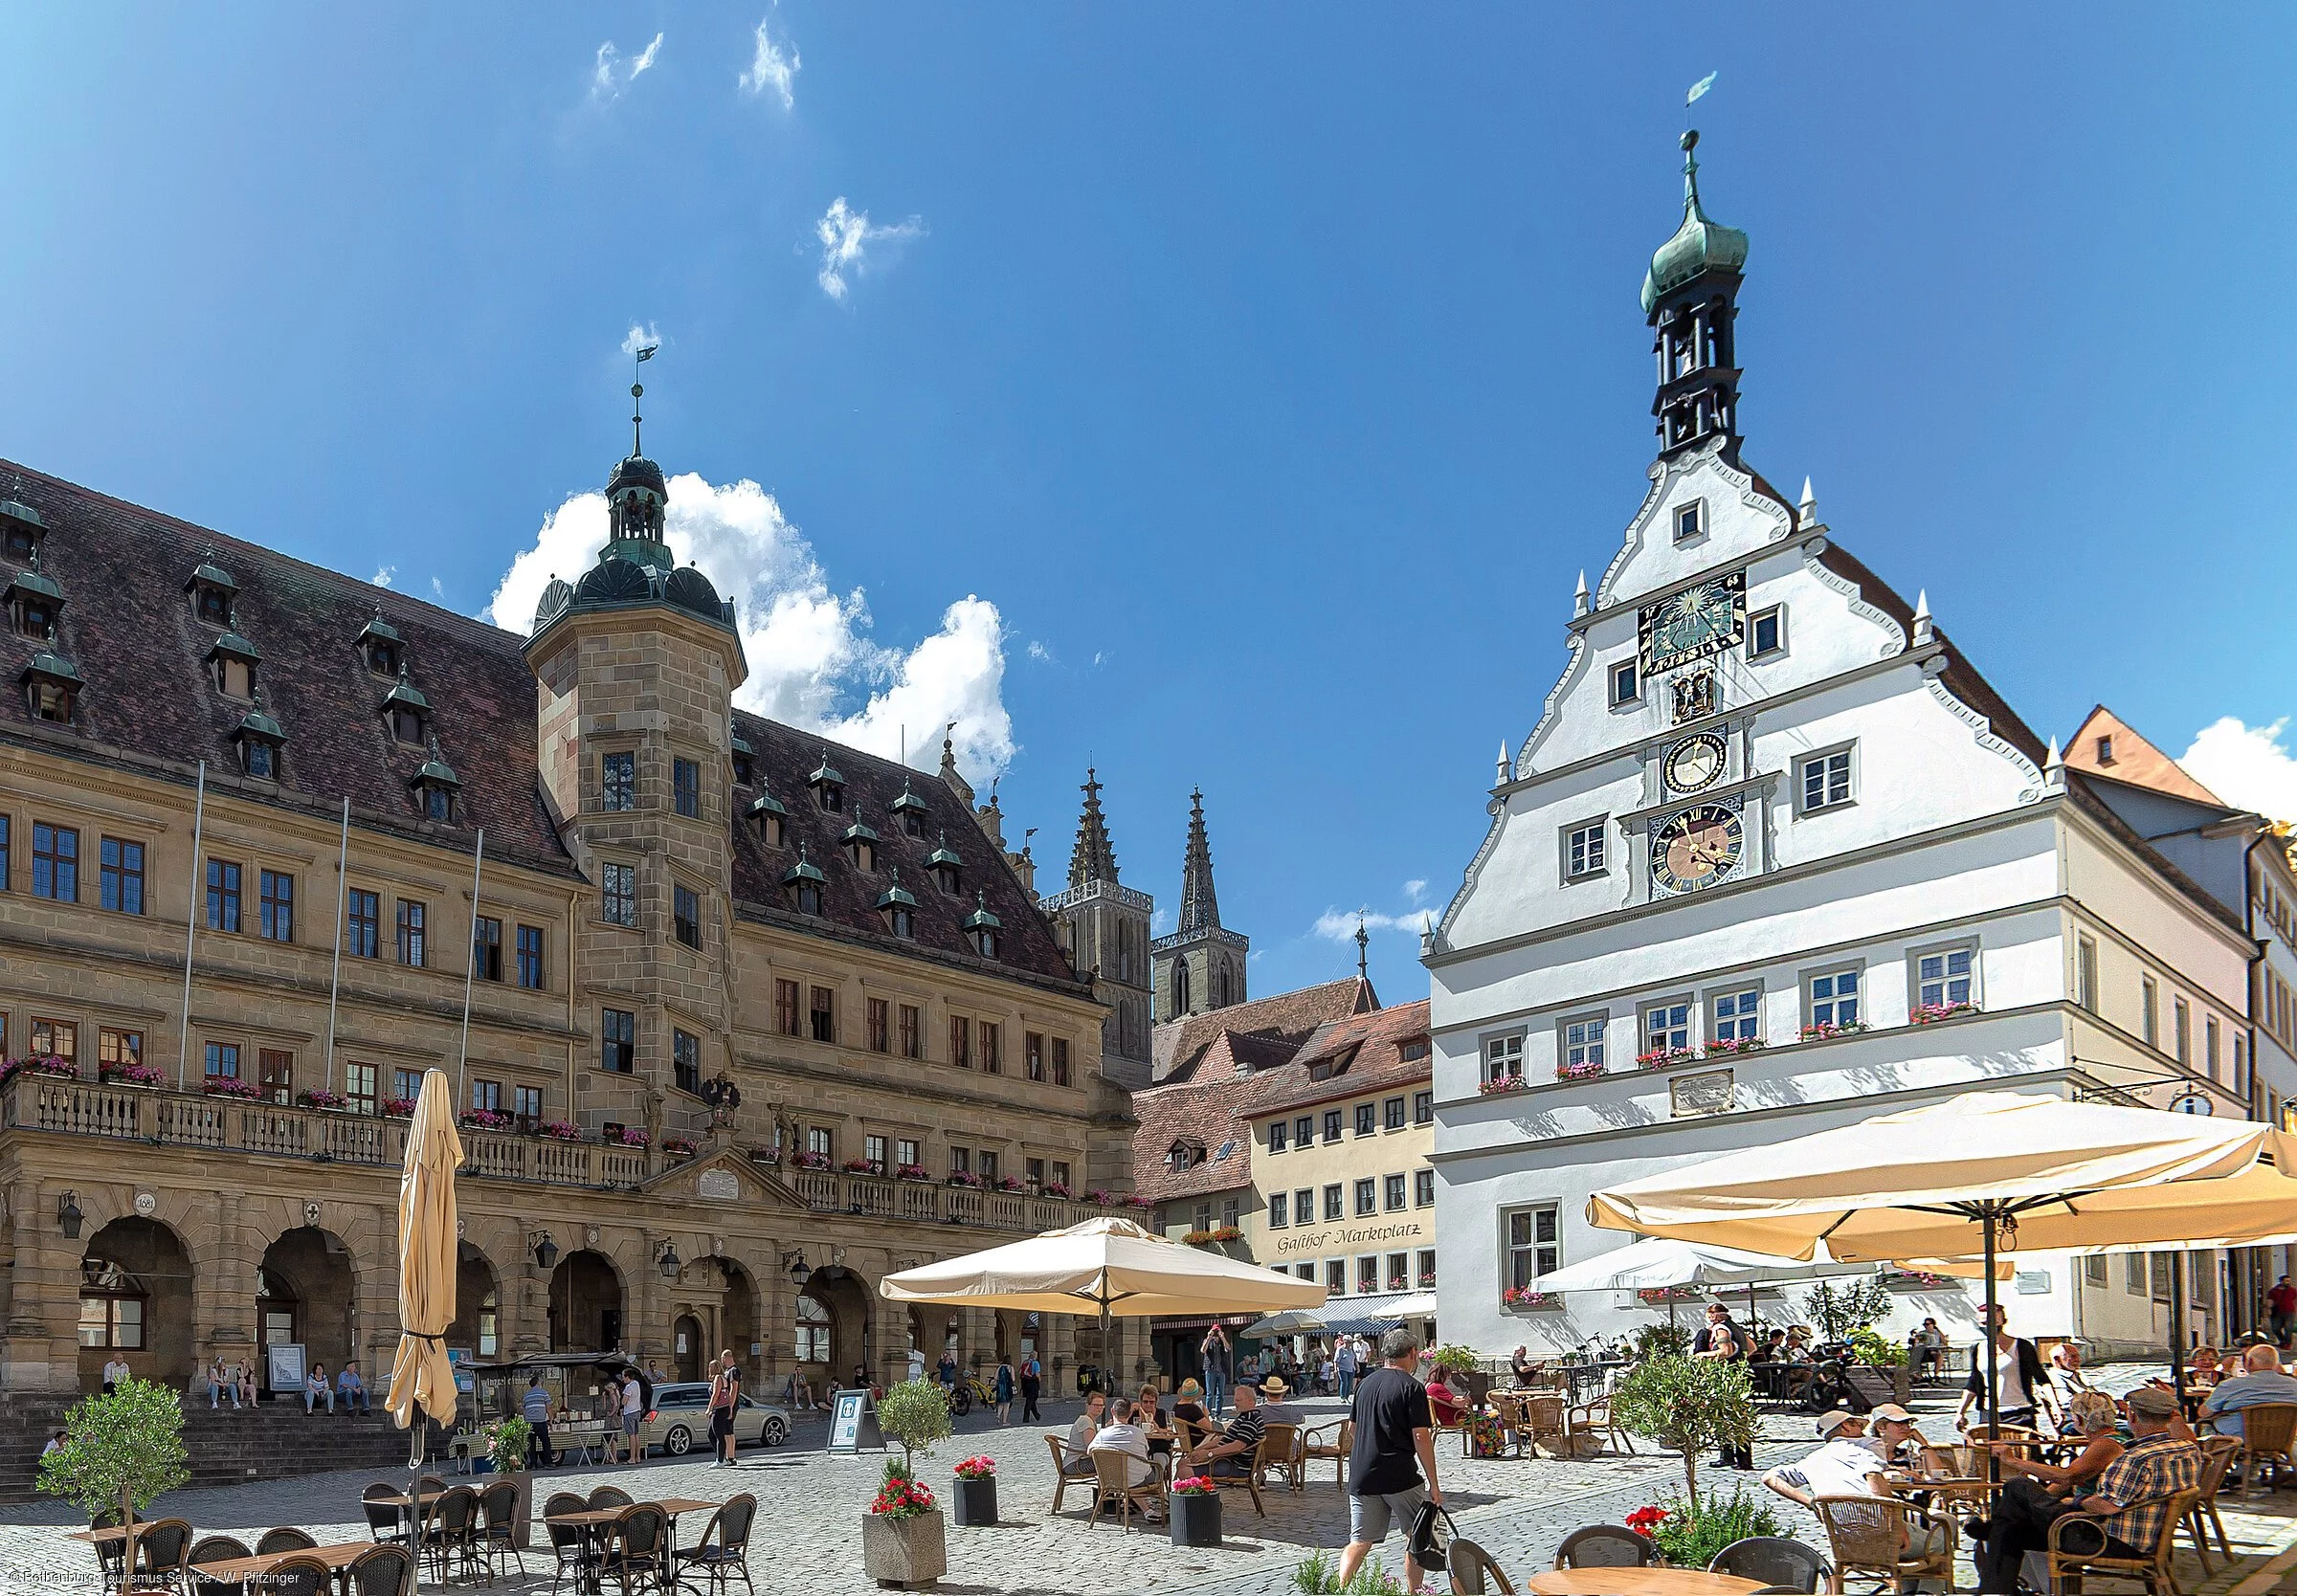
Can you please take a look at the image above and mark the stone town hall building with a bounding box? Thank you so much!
[0,433,1139,1402]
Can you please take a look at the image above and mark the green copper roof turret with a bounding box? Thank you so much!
[1641,130,1749,314]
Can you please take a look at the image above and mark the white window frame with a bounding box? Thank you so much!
[1268,1191,1288,1228]
[1795,743,1857,816]
[1708,983,1762,1045]
[1640,997,1693,1057]
[1911,941,1980,1013]
[1610,658,1641,708]
[1503,1203,1561,1293]
[1747,604,1786,661]
[2174,997,2191,1065]
[2141,976,2159,1046]
[1483,1031,1526,1086]
[1672,499,1706,543]
[1560,1012,1607,1073]
[1803,964,1863,1031]
[1561,816,1610,883]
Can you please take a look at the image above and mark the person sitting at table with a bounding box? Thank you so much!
[1424,1369,1464,1429]
[303,1363,334,1415]
[1864,1403,1934,1470]
[1910,1319,1948,1382]
[2047,1339,2092,1400]
[1509,1345,1537,1387]
[1134,1385,1176,1458]
[1061,1390,1106,1476]
[1184,1381,1266,1478]
[1259,1375,1299,1424]
[1759,1408,1892,1508]
[2199,1341,2297,1439]
[1170,1378,1209,1443]
[1974,1388,2121,1505]
[1088,1399,1162,1511]
[1969,1385,2197,1596]
[337,1361,371,1416]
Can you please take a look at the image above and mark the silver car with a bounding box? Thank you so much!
[638,1381,792,1457]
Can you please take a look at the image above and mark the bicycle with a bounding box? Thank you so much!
[944,1370,997,1416]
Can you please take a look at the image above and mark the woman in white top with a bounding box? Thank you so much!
[1954,1305,2055,1433]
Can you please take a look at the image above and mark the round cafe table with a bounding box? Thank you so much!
[1526,1571,1764,1596]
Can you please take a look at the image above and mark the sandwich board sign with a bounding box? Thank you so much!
[827,1387,885,1452]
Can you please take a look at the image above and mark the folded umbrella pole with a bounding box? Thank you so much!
[385,1070,464,1596]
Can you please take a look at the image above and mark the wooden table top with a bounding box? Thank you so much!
[368,1490,447,1510]
[190,1541,371,1580]
[1525,1571,1764,1596]
[546,1497,718,1526]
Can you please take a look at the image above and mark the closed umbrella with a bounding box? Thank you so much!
[880,1216,1323,1394]
[1589,1091,2297,1447]
[384,1069,463,1590]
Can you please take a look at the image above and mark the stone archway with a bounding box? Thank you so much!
[547,1250,624,1353]
[448,1242,501,1359]
[78,1217,195,1391]
[258,1227,357,1394]
[672,1314,704,1382]
[795,1266,873,1384]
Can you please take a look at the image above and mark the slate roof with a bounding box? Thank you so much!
[0,461,1086,986]
[1248,999,1432,1119]
[1149,976,1378,1084]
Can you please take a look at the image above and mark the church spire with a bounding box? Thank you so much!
[1068,766,1121,888]
[1642,128,1750,463]
[1176,787,1222,934]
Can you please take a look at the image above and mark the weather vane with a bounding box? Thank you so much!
[631,338,659,454]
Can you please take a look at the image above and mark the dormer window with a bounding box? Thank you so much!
[927,832,963,897]
[842,810,879,873]
[748,787,787,849]
[1673,500,1704,543]
[783,844,826,916]
[0,498,46,561]
[411,736,459,824]
[187,554,237,628]
[235,690,286,782]
[963,892,1002,960]
[1399,1037,1431,1062]
[877,871,917,939]
[380,665,429,746]
[2095,735,2115,766]
[5,552,62,640]
[731,732,756,787]
[209,633,260,700]
[357,610,402,677]
[809,752,844,813]
[1167,1141,1204,1171]
[892,777,929,839]
[23,650,80,723]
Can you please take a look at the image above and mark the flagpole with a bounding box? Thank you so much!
[323,797,349,1096]
[175,762,207,1091]
[457,830,484,1104]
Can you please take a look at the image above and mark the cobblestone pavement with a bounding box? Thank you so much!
[5,1377,2293,1594]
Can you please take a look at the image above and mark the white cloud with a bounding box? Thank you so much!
[1092,652,1108,667]
[2182,718,2297,825]
[430,577,446,601]
[372,565,395,588]
[621,322,660,357]
[1027,641,1055,664]
[592,33,662,100]
[1403,879,1428,903]
[1313,880,1435,941]
[483,471,1016,777]
[814,197,925,302]
[738,15,800,108]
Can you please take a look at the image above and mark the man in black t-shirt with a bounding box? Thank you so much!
[1337,1329,1443,1594]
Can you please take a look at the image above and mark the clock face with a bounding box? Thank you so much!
[1639,570,1747,675]
[1663,732,1728,794]
[1650,802,1744,894]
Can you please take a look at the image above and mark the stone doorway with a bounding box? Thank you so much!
[673,1315,703,1382]
[795,1265,872,1385]
[546,1250,624,1352]
[257,1227,356,1397]
[78,1217,194,1392]
[447,1242,500,1360]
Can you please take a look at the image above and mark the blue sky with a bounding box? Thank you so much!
[5,8,2295,1005]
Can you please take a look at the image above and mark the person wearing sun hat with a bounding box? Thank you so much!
[1972,1385,2197,1594]
[1760,1409,1890,1510]
[1864,1402,1933,1469]
[1257,1374,1298,1423]
[1171,1377,1210,1442]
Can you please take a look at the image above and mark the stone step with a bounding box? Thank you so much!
[0,1397,445,1505]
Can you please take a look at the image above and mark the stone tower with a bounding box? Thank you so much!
[1151,787,1248,1021]
[1037,768,1154,1084]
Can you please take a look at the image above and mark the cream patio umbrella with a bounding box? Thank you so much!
[384,1069,464,1587]
[880,1215,1325,1394]
[1588,1091,2297,1444]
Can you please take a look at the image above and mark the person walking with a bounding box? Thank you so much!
[2270,1275,2297,1349]
[523,1376,555,1469]
[1201,1324,1234,1418]
[993,1357,1015,1425]
[1019,1351,1042,1422]
[708,1349,742,1469]
[1335,1330,1444,1595]
[1954,1304,2054,1433]
[936,1347,959,1390]
[1336,1336,1359,1400]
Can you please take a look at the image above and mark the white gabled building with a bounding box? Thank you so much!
[1427,132,2257,1362]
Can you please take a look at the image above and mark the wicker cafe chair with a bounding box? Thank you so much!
[601,1503,669,1596]
[1299,1418,1353,1487]
[255,1527,319,1555]
[2239,1402,2297,1499]
[1086,1450,1167,1531]
[672,1492,757,1596]
[1568,1392,1633,1455]
[2188,1433,2240,1570]
[125,1518,195,1594]
[1554,1524,1658,1569]
[544,1491,593,1596]
[587,1485,635,1510]
[2045,1485,2200,1596]
[479,1478,527,1581]
[424,1484,484,1585]
[1811,1496,1956,1594]
[345,1544,415,1596]
[1448,1539,1519,1595]
[1709,1536,1829,1594]
[363,1481,413,1546]
[1045,1433,1098,1514]
[187,1535,254,1596]
[1206,1430,1279,1518]
[1519,1395,1572,1459]
[1257,1422,1304,1492]
[90,1509,132,1589]
[257,1555,334,1596]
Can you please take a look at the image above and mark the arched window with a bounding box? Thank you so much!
[1172,960,1190,1015]
[1212,964,1228,1009]
[78,1255,145,1350]
[794,1295,832,1363]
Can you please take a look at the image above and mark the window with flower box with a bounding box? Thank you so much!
[1325,1259,1346,1295]
[100,1028,143,1075]
[1805,967,1861,1032]
[1912,942,1978,1015]
[866,1136,889,1175]
[31,1017,75,1064]
[204,1041,241,1084]
[346,1061,376,1116]
[1053,1161,1070,1189]
[1387,1252,1409,1292]
[1641,999,1692,1061]
[980,1150,1000,1184]
[469,1078,501,1114]
[1356,1256,1379,1295]
[808,1126,833,1160]
[1418,1250,1437,1288]
[948,1147,970,1177]
[1560,1015,1606,1076]
[1505,1205,1561,1291]
[898,1139,920,1168]
[258,1049,293,1104]
[1710,986,1759,1046]
[1483,1031,1525,1086]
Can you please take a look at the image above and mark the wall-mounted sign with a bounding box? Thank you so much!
[698,1168,741,1201]
[267,1342,306,1394]
[1274,1220,1428,1255]
[2168,1091,2214,1117]
[2014,1270,2050,1296]
[1671,1068,1735,1119]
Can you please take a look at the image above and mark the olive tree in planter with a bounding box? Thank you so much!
[865,1379,954,1588]
[38,1376,191,1596]
[1611,1354,1755,1509]
[481,1415,537,1547]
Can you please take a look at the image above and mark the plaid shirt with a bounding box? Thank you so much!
[2087,1432,2199,1553]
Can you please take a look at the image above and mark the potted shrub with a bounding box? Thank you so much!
[37,1376,191,1596]
[949,1454,997,1527]
[1169,1474,1220,1546]
[662,1137,697,1159]
[1632,1486,1785,1567]
[863,1379,952,1588]
[480,1416,537,1546]
[99,1061,165,1089]
[297,1088,348,1111]
[2,1053,78,1085]
[1612,1353,1755,1503]
[1430,1344,1490,1408]
[1849,1326,1912,1404]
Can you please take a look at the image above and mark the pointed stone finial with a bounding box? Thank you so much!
[2043,737,2065,792]
[1798,477,1816,527]
[1497,741,1510,785]
[1418,913,1436,957]
[1573,570,1591,618]
[1912,589,1933,646]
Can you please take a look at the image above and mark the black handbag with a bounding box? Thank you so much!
[1407,1500,1458,1571]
